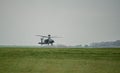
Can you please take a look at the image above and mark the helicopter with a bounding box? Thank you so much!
[36,35,61,46]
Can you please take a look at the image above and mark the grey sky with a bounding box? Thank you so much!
[0,0,120,46]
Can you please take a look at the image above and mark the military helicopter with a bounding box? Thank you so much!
[36,35,61,46]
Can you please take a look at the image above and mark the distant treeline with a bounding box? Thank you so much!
[71,40,120,48]
[89,40,120,48]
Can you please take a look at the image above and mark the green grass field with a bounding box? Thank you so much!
[0,47,120,73]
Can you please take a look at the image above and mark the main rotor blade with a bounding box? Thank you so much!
[36,35,48,38]
[51,36,63,38]
[36,35,63,38]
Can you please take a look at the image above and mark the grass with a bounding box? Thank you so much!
[0,47,120,73]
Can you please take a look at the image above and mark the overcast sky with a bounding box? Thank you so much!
[0,0,120,46]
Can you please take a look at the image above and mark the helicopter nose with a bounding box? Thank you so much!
[38,42,41,44]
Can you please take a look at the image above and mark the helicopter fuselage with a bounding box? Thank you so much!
[38,38,54,45]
